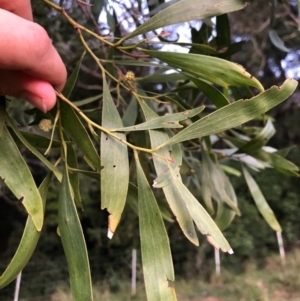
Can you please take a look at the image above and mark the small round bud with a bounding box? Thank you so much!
[125,71,135,81]
[39,119,53,132]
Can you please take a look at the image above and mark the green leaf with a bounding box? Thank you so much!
[8,128,62,149]
[0,125,43,231]
[242,165,282,232]
[73,94,102,107]
[124,0,247,40]
[91,0,104,19]
[126,183,174,222]
[103,58,169,68]
[201,149,238,230]
[238,119,275,153]
[159,79,297,147]
[169,167,232,253]
[62,51,86,98]
[0,173,52,288]
[122,96,138,127]
[77,169,101,181]
[213,171,239,230]
[216,14,231,49]
[137,94,199,246]
[6,117,62,181]
[185,74,230,108]
[112,106,204,132]
[249,149,299,176]
[58,166,93,301]
[135,153,177,301]
[60,100,100,171]
[276,145,296,157]
[220,164,242,177]
[138,71,187,84]
[100,77,129,238]
[126,183,139,215]
[269,29,289,53]
[67,144,82,207]
[141,49,264,91]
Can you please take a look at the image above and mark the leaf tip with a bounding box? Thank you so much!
[228,248,234,255]
[107,213,122,239]
[107,229,114,239]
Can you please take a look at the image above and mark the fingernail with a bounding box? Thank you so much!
[41,99,47,113]
[20,91,47,113]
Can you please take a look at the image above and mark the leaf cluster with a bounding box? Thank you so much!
[0,1,299,300]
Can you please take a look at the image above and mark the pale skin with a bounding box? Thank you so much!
[0,0,67,112]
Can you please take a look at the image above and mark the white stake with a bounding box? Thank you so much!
[13,271,22,301]
[276,231,286,265]
[131,249,137,295]
[214,248,221,276]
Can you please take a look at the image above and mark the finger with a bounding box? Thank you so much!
[0,10,67,91]
[0,70,57,112]
[0,0,32,20]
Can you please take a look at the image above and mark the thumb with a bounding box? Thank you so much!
[0,70,57,112]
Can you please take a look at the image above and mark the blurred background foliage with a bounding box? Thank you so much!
[1,0,300,299]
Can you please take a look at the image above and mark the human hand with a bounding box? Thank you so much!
[0,0,67,112]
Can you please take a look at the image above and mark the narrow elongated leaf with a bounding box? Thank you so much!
[269,29,289,52]
[135,153,177,301]
[276,145,296,157]
[122,96,138,127]
[137,95,199,246]
[220,164,241,177]
[6,117,62,181]
[73,94,102,107]
[75,169,100,181]
[58,166,93,301]
[0,173,51,288]
[67,144,82,207]
[126,183,174,222]
[159,79,297,147]
[200,151,214,215]
[169,167,232,253]
[125,0,247,39]
[103,59,169,68]
[60,101,100,171]
[8,129,62,149]
[0,125,43,231]
[112,106,204,132]
[249,149,299,176]
[126,183,139,215]
[141,49,264,91]
[216,14,231,49]
[62,51,86,98]
[59,52,99,171]
[213,169,239,229]
[91,0,104,19]
[138,71,187,84]
[201,149,238,230]
[101,77,129,238]
[185,74,230,108]
[238,119,275,153]
[242,166,282,232]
